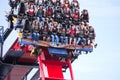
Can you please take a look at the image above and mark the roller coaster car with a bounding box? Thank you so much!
[22,38,93,50]
[20,38,93,61]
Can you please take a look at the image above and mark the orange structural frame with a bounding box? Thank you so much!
[38,48,74,80]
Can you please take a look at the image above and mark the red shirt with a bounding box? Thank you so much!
[74,13,79,20]
[70,29,75,36]
[29,9,34,15]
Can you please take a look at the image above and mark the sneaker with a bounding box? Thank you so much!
[20,44,25,48]
[38,78,41,80]
[57,44,59,46]
[51,43,54,46]
[85,51,88,54]
[81,42,85,48]
[33,40,36,43]
[94,43,98,48]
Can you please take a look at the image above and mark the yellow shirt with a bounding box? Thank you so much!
[18,32,22,38]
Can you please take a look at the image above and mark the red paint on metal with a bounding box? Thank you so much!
[38,48,74,80]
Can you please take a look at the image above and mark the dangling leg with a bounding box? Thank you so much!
[65,36,68,45]
[77,37,81,45]
[73,38,76,46]
[55,35,59,46]
[60,36,64,45]
[51,35,54,45]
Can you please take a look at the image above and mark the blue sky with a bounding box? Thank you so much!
[66,0,120,80]
[0,0,120,80]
